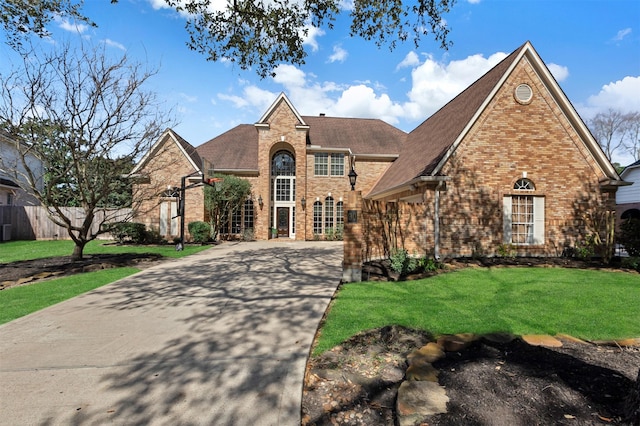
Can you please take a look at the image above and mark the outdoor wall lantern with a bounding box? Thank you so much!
[348,165,358,191]
[301,197,306,209]
[258,195,264,208]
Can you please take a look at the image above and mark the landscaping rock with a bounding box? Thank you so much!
[437,333,478,352]
[522,334,563,347]
[407,342,445,364]
[396,380,449,426]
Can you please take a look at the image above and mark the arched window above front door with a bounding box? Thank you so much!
[272,150,295,176]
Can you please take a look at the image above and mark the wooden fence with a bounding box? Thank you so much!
[0,206,132,241]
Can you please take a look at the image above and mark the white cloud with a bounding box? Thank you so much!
[614,28,632,42]
[302,25,325,52]
[180,93,198,103]
[467,0,482,4]
[272,64,307,88]
[585,76,640,113]
[328,45,348,63]
[405,51,507,119]
[333,86,404,124]
[396,51,420,70]
[547,63,569,82]
[56,18,88,34]
[103,39,126,51]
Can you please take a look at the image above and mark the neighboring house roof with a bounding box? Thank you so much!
[0,177,19,188]
[368,41,622,198]
[621,160,640,179]
[130,128,202,175]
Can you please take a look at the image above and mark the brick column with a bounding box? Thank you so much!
[342,190,363,282]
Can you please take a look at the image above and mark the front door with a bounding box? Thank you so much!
[277,207,289,237]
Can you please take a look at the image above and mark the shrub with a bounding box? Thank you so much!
[418,257,441,272]
[107,221,146,244]
[390,248,418,275]
[621,256,640,272]
[497,243,516,259]
[242,228,255,241]
[619,218,640,257]
[144,227,164,244]
[188,221,211,244]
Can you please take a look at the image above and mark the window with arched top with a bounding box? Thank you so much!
[271,150,295,176]
[313,201,323,235]
[503,178,544,246]
[324,196,334,233]
[514,178,535,190]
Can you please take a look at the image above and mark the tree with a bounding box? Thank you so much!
[0,42,170,260]
[588,109,640,164]
[1,0,455,79]
[203,175,251,241]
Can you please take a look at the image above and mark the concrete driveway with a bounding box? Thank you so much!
[0,241,343,425]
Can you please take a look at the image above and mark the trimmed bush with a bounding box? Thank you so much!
[188,221,211,244]
[107,222,146,244]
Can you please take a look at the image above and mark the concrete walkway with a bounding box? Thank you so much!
[0,241,343,425]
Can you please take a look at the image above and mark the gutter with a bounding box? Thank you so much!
[368,175,451,201]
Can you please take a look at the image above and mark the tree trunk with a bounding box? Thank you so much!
[72,241,86,261]
[625,369,640,425]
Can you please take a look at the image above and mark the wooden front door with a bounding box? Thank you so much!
[277,207,289,237]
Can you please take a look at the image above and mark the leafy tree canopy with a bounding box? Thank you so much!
[204,174,251,240]
[1,0,455,78]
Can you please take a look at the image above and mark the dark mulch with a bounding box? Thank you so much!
[0,252,165,289]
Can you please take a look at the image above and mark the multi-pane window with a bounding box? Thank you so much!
[330,154,345,176]
[314,153,328,176]
[313,201,323,235]
[315,153,345,176]
[503,178,544,246]
[324,196,334,233]
[243,199,254,231]
[272,151,295,176]
[511,195,534,244]
[275,178,291,201]
[336,201,344,229]
[230,207,242,234]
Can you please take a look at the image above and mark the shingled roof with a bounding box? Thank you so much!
[130,128,202,175]
[368,43,525,198]
[195,116,406,171]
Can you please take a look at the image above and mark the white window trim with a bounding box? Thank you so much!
[503,196,544,245]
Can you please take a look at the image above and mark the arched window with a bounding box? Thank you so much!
[313,201,323,235]
[504,178,544,246]
[514,178,535,190]
[271,150,295,176]
[621,209,640,220]
[324,196,334,233]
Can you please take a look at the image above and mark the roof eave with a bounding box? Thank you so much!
[366,176,452,201]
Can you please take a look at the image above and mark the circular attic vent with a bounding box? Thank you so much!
[515,83,533,104]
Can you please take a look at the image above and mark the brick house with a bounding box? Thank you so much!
[131,41,625,258]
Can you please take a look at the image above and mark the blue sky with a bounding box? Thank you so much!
[1,0,639,165]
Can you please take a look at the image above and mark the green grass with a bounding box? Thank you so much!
[0,239,213,263]
[0,268,139,324]
[314,267,640,354]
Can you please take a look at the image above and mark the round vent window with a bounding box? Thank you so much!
[515,84,533,104]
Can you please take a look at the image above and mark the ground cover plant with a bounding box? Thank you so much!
[0,268,139,324]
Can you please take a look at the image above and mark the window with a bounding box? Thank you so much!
[503,178,544,245]
[313,201,323,235]
[230,207,242,234]
[314,153,328,176]
[336,201,344,229]
[272,151,295,176]
[330,154,345,176]
[324,196,334,233]
[314,153,345,176]
[244,200,254,231]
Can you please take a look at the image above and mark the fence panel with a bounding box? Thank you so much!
[0,206,132,240]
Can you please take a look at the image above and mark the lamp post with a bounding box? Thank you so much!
[348,165,358,191]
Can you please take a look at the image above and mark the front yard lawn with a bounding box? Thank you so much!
[0,268,139,324]
[0,239,212,263]
[314,267,640,354]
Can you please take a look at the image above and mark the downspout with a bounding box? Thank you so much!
[433,181,444,260]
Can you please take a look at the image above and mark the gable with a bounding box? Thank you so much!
[130,129,201,176]
[368,41,623,199]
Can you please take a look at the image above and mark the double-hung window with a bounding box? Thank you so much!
[314,153,345,176]
[503,178,544,245]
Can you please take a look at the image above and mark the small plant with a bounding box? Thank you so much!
[389,248,418,275]
[271,228,278,238]
[621,256,640,272]
[313,232,321,241]
[334,225,344,241]
[497,243,517,259]
[107,221,146,244]
[418,257,441,272]
[325,227,334,241]
[188,221,211,244]
[575,236,596,260]
[242,228,255,241]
